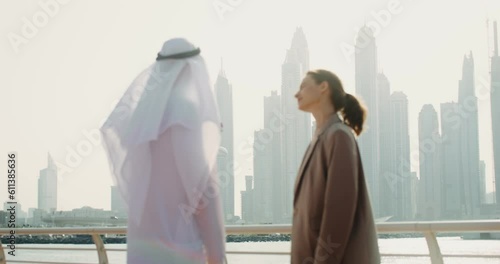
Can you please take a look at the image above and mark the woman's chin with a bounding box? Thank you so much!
[298,105,310,112]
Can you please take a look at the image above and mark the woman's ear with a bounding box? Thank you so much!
[320,81,329,93]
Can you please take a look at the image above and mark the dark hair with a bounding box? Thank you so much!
[307,69,367,135]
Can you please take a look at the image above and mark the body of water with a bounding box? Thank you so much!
[5,237,500,263]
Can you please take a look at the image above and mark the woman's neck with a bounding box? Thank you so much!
[312,108,335,133]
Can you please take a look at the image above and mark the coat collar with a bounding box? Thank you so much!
[293,113,342,206]
[314,113,342,139]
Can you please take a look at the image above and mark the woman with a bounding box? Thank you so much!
[291,69,380,263]
[100,38,226,263]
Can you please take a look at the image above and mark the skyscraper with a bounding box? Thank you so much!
[458,52,481,218]
[241,175,254,223]
[410,172,419,220]
[216,147,232,222]
[38,153,57,213]
[290,27,309,75]
[215,62,235,221]
[388,92,412,220]
[264,91,283,223]
[280,28,311,221]
[253,129,273,224]
[490,21,500,206]
[377,73,392,217]
[355,26,380,216]
[479,160,486,204]
[440,102,462,219]
[417,104,442,220]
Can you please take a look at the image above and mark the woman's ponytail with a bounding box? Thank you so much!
[342,93,366,136]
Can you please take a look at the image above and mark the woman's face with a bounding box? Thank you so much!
[295,75,325,112]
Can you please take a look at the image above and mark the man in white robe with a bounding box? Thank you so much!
[100,38,226,264]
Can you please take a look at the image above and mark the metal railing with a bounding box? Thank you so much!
[1,220,499,264]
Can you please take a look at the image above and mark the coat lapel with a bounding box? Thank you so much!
[293,138,319,203]
[293,114,342,206]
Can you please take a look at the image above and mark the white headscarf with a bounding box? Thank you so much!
[100,38,221,226]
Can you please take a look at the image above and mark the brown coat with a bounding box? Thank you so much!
[291,114,380,264]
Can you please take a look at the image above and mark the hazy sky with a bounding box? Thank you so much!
[1,0,499,215]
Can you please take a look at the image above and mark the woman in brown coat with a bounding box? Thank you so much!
[291,69,380,264]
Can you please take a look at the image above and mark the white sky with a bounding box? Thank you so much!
[1,0,499,216]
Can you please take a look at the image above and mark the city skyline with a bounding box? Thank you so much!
[241,20,500,222]
[5,30,500,219]
[1,1,499,215]
[6,34,500,221]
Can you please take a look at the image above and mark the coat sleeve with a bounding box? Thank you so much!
[314,129,358,264]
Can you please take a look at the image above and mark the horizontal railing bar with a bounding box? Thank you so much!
[3,246,95,251]
[225,251,290,255]
[101,248,126,252]
[0,227,126,235]
[2,246,126,252]
[225,225,291,234]
[2,247,127,252]
[377,220,500,233]
[380,254,431,257]
[5,260,94,264]
[1,220,499,235]
[226,252,500,258]
[381,253,500,258]
[441,254,500,258]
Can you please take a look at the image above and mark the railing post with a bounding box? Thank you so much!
[424,231,443,264]
[0,241,6,264]
[92,234,108,264]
